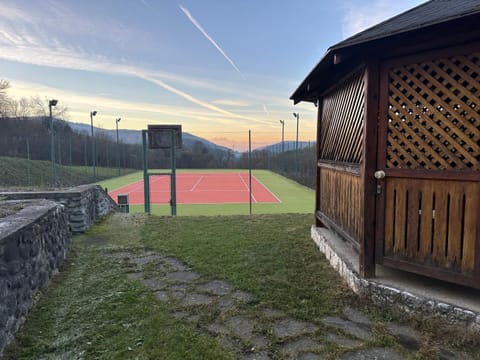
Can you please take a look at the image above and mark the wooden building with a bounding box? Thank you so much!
[291,0,480,289]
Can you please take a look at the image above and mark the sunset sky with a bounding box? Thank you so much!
[0,0,424,150]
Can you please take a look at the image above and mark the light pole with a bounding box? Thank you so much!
[292,112,300,174]
[116,117,121,176]
[49,99,58,186]
[279,120,285,153]
[90,111,97,181]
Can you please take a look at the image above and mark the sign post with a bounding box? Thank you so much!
[142,130,150,213]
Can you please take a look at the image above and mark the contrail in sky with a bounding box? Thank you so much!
[262,104,270,117]
[179,4,244,78]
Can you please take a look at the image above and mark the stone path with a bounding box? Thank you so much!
[115,251,462,360]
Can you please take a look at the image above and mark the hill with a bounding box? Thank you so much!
[0,156,134,189]
[257,141,315,153]
[67,122,239,155]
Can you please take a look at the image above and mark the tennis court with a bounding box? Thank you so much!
[109,172,281,205]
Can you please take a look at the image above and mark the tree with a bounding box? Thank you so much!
[0,80,11,117]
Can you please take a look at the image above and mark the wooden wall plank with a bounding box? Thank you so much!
[462,183,478,273]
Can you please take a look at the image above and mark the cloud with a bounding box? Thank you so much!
[212,99,250,107]
[340,0,425,38]
[0,4,266,125]
[8,79,254,128]
[179,4,244,78]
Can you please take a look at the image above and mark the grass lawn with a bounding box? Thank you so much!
[4,213,479,359]
[98,169,314,216]
[0,156,136,188]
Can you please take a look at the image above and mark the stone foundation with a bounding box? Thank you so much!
[0,200,70,355]
[1,185,117,233]
[0,185,117,355]
[311,226,480,331]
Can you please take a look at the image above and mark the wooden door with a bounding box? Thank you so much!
[375,46,480,288]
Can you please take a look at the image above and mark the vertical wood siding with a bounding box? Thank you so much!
[384,178,478,273]
[319,168,364,244]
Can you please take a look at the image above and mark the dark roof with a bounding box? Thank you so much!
[291,0,480,103]
[332,0,480,51]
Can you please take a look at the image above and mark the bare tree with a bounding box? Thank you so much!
[0,80,11,117]
[29,95,68,118]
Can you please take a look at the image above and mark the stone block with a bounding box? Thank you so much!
[7,260,23,276]
[29,241,40,257]
[0,280,7,300]
[0,306,8,328]
[3,241,20,262]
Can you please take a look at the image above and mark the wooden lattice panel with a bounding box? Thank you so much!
[320,70,365,164]
[387,52,480,170]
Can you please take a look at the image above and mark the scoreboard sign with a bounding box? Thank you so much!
[147,124,182,149]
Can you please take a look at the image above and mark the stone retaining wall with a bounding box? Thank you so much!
[0,200,70,355]
[0,185,117,233]
[311,226,480,331]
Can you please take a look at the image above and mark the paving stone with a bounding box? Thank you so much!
[169,284,189,300]
[218,297,237,314]
[343,306,371,327]
[261,308,285,319]
[170,284,188,292]
[166,271,200,282]
[326,333,362,348]
[154,291,169,302]
[162,257,188,271]
[341,347,405,360]
[218,335,243,352]
[141,278,167,290]
[126,272,143,281]
[273,318,318,340]
[207,323,229,335]
[226,315,255,340]
[297,353,326,360]
[130,254,164,265]
[281,337,323,354]
[242,351,270,360]
[170,291,185,300]
[232,290,255,303]
[196,280,232,296]
[322,317,371,340]
[181,293,214,306]
[250,335,268,350]
[386,324,421,351]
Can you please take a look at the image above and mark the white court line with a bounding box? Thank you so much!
[238,173,257,203]
[252,175,282,203]
[190,175,204,191]
[114,179,144,193]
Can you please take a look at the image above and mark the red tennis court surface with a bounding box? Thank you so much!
[109,172,281,205]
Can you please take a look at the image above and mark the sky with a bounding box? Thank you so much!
[0,0,425,150]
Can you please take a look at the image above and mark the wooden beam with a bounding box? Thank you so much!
[315,98,326,227]
[360,60,379,278]
[317,160,361,176]
[316,211,360,252]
